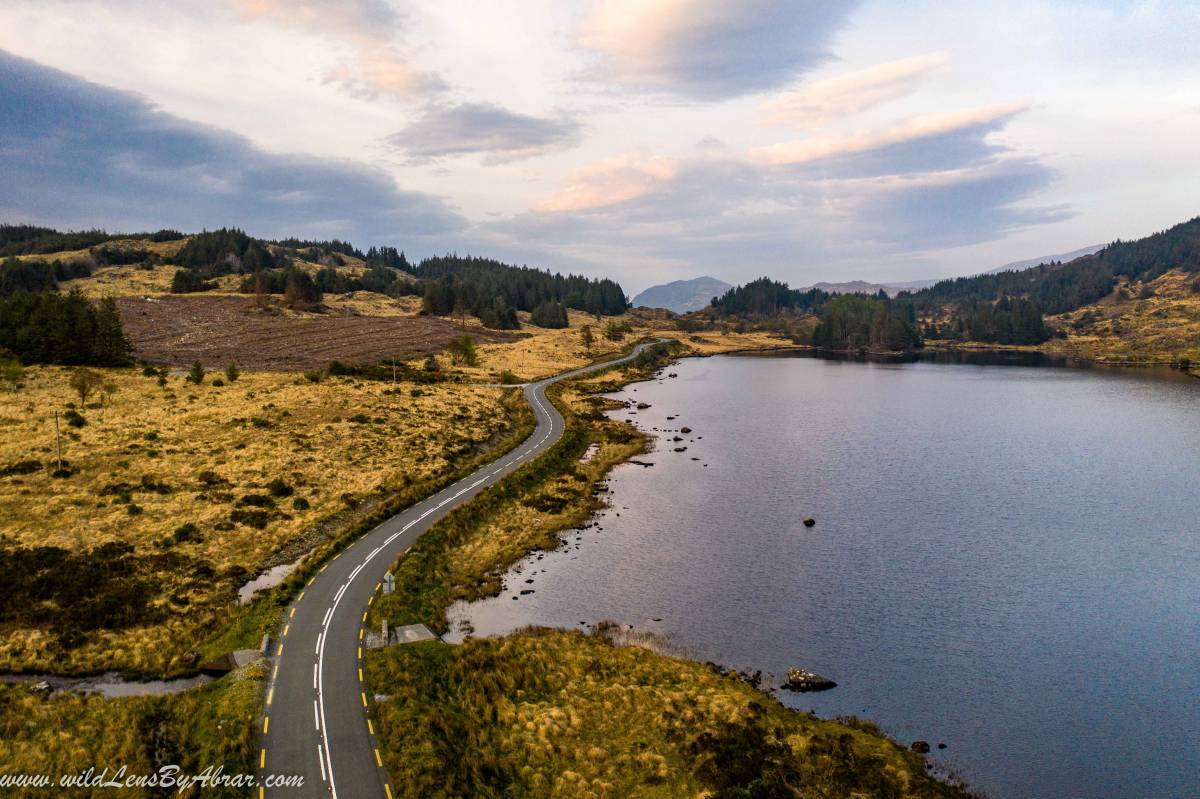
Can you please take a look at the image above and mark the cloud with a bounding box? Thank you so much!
[760,52,949,130]
[506,103,1064,290]
[0,50,462,242]
[750,103,1029,173]
[577,0,862,99]
[230,0,442,98]
[387,103,581,165]
[536,155,679,212]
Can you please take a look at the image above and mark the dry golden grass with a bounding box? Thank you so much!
[0,661,264,798]
[367,631,971,799]
[456,309,795,382]
[1046,269,1200,363]
[0,366,510,675]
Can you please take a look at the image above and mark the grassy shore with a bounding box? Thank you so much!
[364,342,976,798]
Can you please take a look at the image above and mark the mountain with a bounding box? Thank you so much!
[632,276,732,313]
[982,244,1105,275]
[798,245,1108,298]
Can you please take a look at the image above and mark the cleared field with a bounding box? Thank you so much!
[116,295,517,371]
[0,365,517,675]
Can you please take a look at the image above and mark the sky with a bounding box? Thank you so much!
[0,0,1197,295]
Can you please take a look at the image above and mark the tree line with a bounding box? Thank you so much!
[417,255,628,329]
[0,224,184,257]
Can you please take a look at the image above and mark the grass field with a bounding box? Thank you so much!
[0,364,515,676]
[0,662,263,798]
[1046,269,1200,363]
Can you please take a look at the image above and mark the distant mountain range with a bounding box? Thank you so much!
[631,276,732,313]
[800,245,1107,298]
[633,245,1108,310]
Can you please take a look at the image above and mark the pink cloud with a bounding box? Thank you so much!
[760,52,950,130]
[537,155,679,212]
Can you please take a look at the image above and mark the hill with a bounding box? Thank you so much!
[632,275,731,313]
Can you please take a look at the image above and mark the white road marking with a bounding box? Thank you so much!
[309,342,654,799]
[314,700,320,729]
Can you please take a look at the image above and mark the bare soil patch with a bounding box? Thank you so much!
[116,295,519,370]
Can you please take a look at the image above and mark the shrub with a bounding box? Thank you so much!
[126,503,143,515]
[142,365,158,377]
[64,409,86,427]
[172,522,202,544]
[303,371,322,383]
[498,370,519,384]
[170,268,216,294]
[0,459,40,478]
[250,416,272,429]
[230,508,271,529]
[292,496,310,511]
[211,378,225,387]
[186,361,205,384]
[237,494,275,508]
[410,388,424,398]
[530,301,569,328]
[266,478,294,498]
[197,469,227,487]
[423,354,440,372]
[225,363,240,382]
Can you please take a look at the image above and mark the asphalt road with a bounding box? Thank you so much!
[259,340,659,798]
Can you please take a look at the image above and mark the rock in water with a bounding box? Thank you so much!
[783,667,836,692]
[803,517,816,527]
[911,740,931,754]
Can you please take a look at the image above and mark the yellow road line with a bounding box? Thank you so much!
[298,590,305,600]
[374,748,382,767]
[362,611,368,622]
[359,629,364,640]
[368,719,374,735]
[283,624,290,637]
[319,563,327,573]
[263,716,269,734]
[361,692,368,707]
[276,644,284,657]
[368,596,374,606]
[357,647,362,659]
[266,687,274,706]
[289,607,296,618]
[375,582,381,591]
[385,785,393,799]
[358,668,363,682]
[260,748,266,768]
[259,788,264,799]
[272,663,279,681]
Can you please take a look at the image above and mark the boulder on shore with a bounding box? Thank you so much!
[680,426,692,434]
[783,667,836,692]
[803,517,816,527]
[911,740,931,754]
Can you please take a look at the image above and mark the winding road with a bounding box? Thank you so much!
[258,340,660,798]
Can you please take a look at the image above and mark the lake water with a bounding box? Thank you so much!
[451,352,1200,799]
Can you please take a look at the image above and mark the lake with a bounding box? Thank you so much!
[449,352,1200,799]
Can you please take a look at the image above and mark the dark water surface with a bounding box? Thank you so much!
[451,353,1200,799]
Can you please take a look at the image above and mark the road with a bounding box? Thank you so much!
[259,340,660,798]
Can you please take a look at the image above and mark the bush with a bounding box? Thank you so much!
[292,497,310,511]
[170,268,216,294]
[225,363,240,382]
[64,409,86,428]
[498,370,519,384]
[211,378,225,387]
[267,478,294,498]
[423,354,440,372]
[0,459,40,478]
[172,522,202,544]
[187,361,205,384]
[237,494,275,508]
[230,508,271,529]
[303,371,322,383]
[142,365,158,377]
[126,503,143,516]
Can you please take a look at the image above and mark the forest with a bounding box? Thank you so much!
[811,294,923,352]
[416,255,628,328]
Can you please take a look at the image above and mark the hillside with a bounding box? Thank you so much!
[632,275,731,313]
